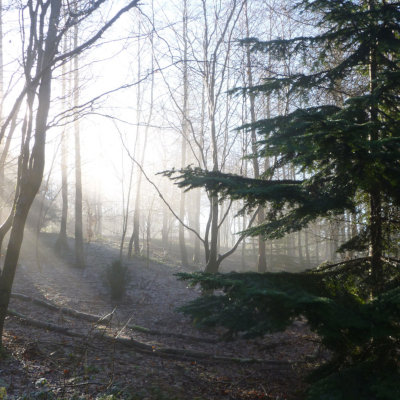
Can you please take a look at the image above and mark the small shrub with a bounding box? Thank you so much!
[106,260,129,300]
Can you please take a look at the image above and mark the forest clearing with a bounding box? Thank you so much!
[1,234,317,399]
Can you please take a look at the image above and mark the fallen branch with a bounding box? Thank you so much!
[7,309,82,337]
[11,293,111,324]
[6,308,292,366]
[11,292,218,344]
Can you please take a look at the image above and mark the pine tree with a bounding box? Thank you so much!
[168,1,400,398]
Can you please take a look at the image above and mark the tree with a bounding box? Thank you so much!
[127,7,154,260]
[0,0,139,350]
[161,0,254,273]
[243,0,267,272]
[54,32,70,254]
[172,0,400,397]
[73,12,85,268]
[178,0,189,268]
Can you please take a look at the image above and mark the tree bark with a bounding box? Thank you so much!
[205,194,219,273]
[191,189,201,264]
[74,19,85,268]
[119,161,134,261]
[0,0,139,350]
[130,17,145,257]
[368,1,383,294]
[0,0,62,348]
[0,0,3,222]
[161,200,170,248]
[55,33,69,254]
[245,0,266,273]
[178,0,190,268]
[304,228,311,266]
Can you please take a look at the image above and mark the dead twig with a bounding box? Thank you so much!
[11,292,218,343]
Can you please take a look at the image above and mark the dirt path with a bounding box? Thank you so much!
[0,235,318,399]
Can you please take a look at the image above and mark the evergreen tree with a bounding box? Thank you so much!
[167,1,400,398]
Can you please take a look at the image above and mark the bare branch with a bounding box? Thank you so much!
[116,124,205,245]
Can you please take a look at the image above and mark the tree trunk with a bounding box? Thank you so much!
[127,222,134,257]
[0,200,35,348]
[0,0,3,222]
[205,194,219,273]
[0,0,2,121]
[161,203,169,248]
[368,6,383,293]
[315,223,320,264]
[190,189,201,264]
[0,0,62,347]
[304,228,311,266]
[0,112,20,257]
[130,16,151,258]
[350,213,358,258]
[95,196,102,237]
[73,20,85,268]
[119,162,134,261]
[297,230,303,268]
[330,220,339,262]
[55,34,69,254]
[245,0,266,273]
[146,209,151,268]
[178,0,189,268]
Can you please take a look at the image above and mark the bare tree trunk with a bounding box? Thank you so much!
[0,0,62,347]
[0,0,3,222]
[241,211,247,270]
[0,0,139,350]
[205,194,219,273]
[297,231,303,268]
[146,202,153,268]
[367,7,383,294]
[304,228,311,266]
[161,202,169,248]
[349,213,358,259]
[244,0,266,273]
[330,220,339,262]
[119,160,134,261]
[201,0,244,274]
[315,224,321,264]
[0,0,2,122]
[55,33,69,254]
[73,19,84,268]
[178,0,189,268]
[130,17,143,257]
[185,180,201,263]
[178,154,189,266]
[0,112,18,242]
[35,153,58,269]
[95,191,102,238]
[129,14,153,259]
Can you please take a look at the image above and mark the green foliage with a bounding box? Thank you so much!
[106,260,129,300]
[163,0,400,241]
[178,262,400,399]
[166,0,400,398]
[307,363,400,400]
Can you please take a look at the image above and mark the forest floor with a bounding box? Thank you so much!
[0,234,324,399]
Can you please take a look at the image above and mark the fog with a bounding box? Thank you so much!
[0,0,355,276]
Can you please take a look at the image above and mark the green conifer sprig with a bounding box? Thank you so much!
[165,1,400,397]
